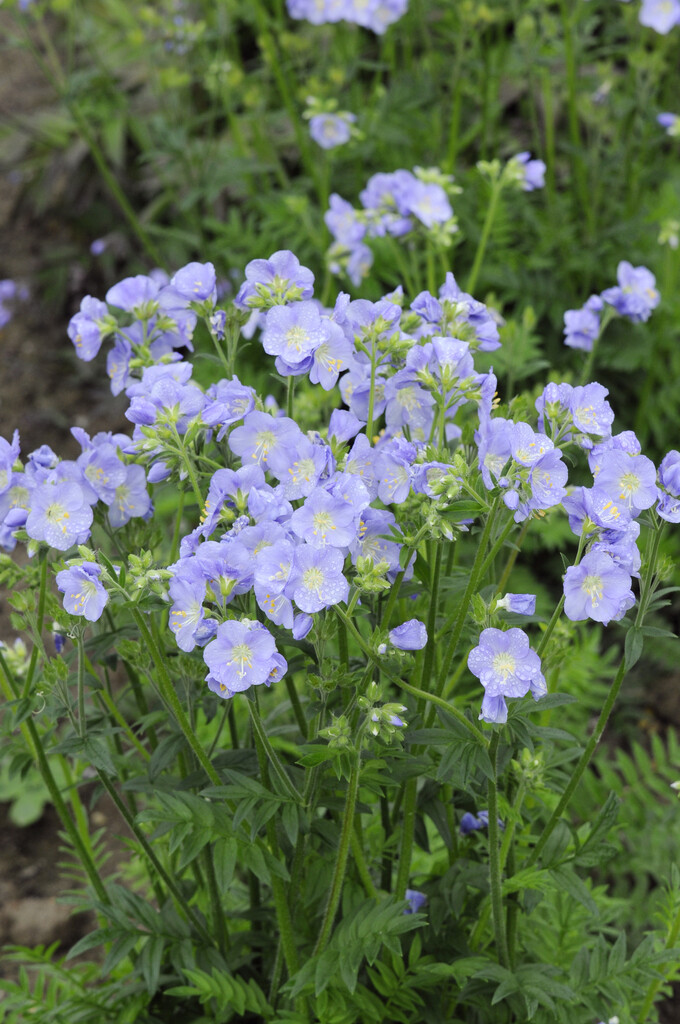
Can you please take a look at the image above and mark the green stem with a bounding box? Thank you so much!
[639,898,680,1021]
[96,770,213,945]
[202,846,229,955]
[395,777,418,900]
[313,748,361,955]
[0,652,109,905]
[435,499,501,701]
[487,733,509,967]
[21,549,49,700]
[536,532,587,661]
[334,607,487,748]
[247,700,299,803]
[250,705,303,1001]
[351,824,378,899]
[77,633,86,738]
[529,522,664,867]
[130,609,221,786]
[579,307,615,386]
[380,522,431,632]
[465,180,502,295]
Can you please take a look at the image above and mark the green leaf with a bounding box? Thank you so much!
[212,837,237,891]
[624,626,644,671]
[140,934,165,995]
[549,865,597,913]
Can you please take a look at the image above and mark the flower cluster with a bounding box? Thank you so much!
[9,241,670,721]
[325,167,458,284]
[467,628,546,724]
[0,427,151,554]
[564,261,659,350]
[286,0,408,34]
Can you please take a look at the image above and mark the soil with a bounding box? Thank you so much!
[1,8,680,1018]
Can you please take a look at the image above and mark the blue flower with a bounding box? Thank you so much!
[468,627,546,725]
[204,619,286,698]
[25,481,93,551]
[289,544,349,613]
[55,562,108,622]
[389,619,427,650]
[309,112,355,149]
[404,889,427,914]
[601,261,660,323]
[563,550,635,625]
[639,0,680,33]
[496,593,536,615]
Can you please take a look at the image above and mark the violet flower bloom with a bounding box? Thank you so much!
[108,464,152,527]
[105,274,160,315]
[496,593,536,616]
[601,261,660,323]
[563,550,635,625]
[55,562,109,622]
[170,262,217,303]
[468,627,546,725]
[261,301,329,370]
[289,544,349,613]
[204,619,286,698]
[26,481,93,551]
[460,810,505,835]
[594,450,658,513]
[659,451,680,495]
[0,431,20,495]
[235,250,314,309]
[389,619,427,650]
[510,152,546,191]
[404,889,427,914]
[325,194,366,246]
[658,113,680,136]
[67,296,110,361]
[228,411,305,476]
[569,383,615,440]
[563,295,603,351]
[309,113,356,150]
[639,0,680,33]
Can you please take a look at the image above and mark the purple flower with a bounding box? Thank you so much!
[204,619,286,698]
[108,464,152,527]
[404,181,453,228]
[170,262,217,303]
[563,295,603,351]
[309,112,355,149]
[55,562,108,621]
[289,544,349,613]
[460,809,505,835]
[261,301,328,371]
[659,450,680,495]
[67,296,110,362]
[404,889,427,914]
[510,152,546,191]
[601,261,660,323]
[0,431,20,496]
[496,593,536,615]
[563,550,635,625]
[235,250,314,310]
[594,451,657,513]
[25,481,93,551]
[228,411,305,477]
[639,0,680,32]
[468,627,546,725]
[658,112,680,136]
[389,619,427,650]
[325,194,366,246]
[106,275,160,315]
[569,383,615,440]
